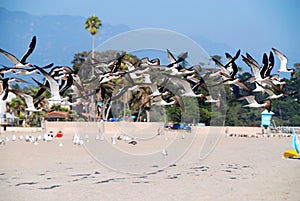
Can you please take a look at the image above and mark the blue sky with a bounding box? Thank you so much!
[1,0,300,65]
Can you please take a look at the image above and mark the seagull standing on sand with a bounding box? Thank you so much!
[111,134,117,145]
[162,149,168,157]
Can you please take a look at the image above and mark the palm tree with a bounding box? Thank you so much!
[84,15,102,60]
[7,97,26,125]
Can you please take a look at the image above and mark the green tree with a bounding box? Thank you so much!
[71,51,89,74]
[293,63,300,78]
[7,97,25,119]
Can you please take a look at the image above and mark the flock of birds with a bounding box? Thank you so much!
[0,35,297,122]
[0,36,83,112]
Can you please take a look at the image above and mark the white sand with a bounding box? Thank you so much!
[0,125,299,201]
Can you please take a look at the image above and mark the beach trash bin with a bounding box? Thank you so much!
[56,131,63,138]
[261,110,274,129]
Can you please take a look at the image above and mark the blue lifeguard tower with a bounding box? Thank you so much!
[261,109,274,129]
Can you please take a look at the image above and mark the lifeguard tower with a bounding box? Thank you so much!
[261,109,274,135]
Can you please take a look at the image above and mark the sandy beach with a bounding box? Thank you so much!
[0,124,299,201]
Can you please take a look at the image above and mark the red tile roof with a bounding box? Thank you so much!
[44,111,69,119]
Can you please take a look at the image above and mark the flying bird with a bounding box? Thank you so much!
[35,66,68,103]
[231,95,271,110]
[9,89,42,112]
[0,36,37,68]
[272,47,295,77]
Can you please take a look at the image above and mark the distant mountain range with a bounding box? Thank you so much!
[0,7,232,68]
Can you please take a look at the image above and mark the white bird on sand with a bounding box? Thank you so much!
[111,134,117,145]
[12,134,16,141]
[99,134,104,141]
[0,138,6,145]
[34,138,39,145]
[36,135,42,141]
[25,135,35,143]
[95,133,105,141]
[95,134,100,140]
[85,134,89,142]
[72,133,80,144]
[0,139,5,145]
[162,149,168,157]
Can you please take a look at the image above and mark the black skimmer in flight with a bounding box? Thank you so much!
[211,57,232,79]
[242,52,277,92]
[139,57,160,67]
[166,49,192,75]
[14,68,40,75]
[272,48,295,77]
[0,66,16,77]
[166,49,188,67]
[231,95,271,110]
[224,49,241,75]
[0,36,36,68]
[152,98,177,106]
[1,77,27,100]
[162,73,205,98]
[264,51,275,78]
[92,52,126,73]
[9,89,42,112]
[222,78,250,91]
[35,67,68,103]
[204,95,221,109]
